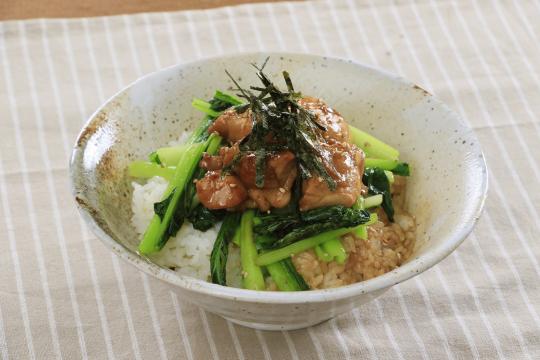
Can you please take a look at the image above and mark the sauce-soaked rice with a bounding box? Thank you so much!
[289,176,416,290]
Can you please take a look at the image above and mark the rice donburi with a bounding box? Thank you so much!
[129,60,416,291]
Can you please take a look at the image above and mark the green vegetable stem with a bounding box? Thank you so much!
[240,210,266,290]
[364,158,410,176]
[315,245,333,262]
[254,205,371,249]
[349,125,399,160]
[384,170,395,184]
[363,194,383,209]
[363,167,395,222]
[321,238,347,264]
[138,141,208,254]
[128,161,176,181]
[213,90,243,106]
[355,225,368,240]
[256,213,378,267]
[266,258,309,291]
[255,226,358,267]
[148,144,189,166]
[210,213,242,286]
[136,88,242,255]
[191,98,221,118]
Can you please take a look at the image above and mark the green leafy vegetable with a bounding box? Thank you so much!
[210,213,242,286]
[252,212,302,238]
[191,90,243,125]
[254,234,278,249]
[321,238,347,264]
[253,205,371,249]
[364,158,410,176]
[256,226,359,266]
[128,161,175,180]
[211,90,243,109]
[188,89,241,144]
[256,213,378,266]
[188,116,215,144]
[266,258,309,291]
[191,98,221,118]
[232,227,241,246]
[363,167,394,222]
[148,151,161,164]
[384,170,395,184]
[351,197,374,238]
[301,205,367,224]
[362,194,383,209]
[148,145,189,166]
[239,210,265,290]
[153,190,174,221]
[138,141,208,254]
[138,89,241,253]
[282,258,310,290]
[137,87,242,255]
[271,221,347,249]
[315,245,333,262]
[355,225,368,240]
[182,134,223,219]
[349,125,399,160]
[187,206,226,231]
[392,162,410,176]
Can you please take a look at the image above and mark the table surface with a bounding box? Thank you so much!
[1,0,290,20]
[1,0,539,359]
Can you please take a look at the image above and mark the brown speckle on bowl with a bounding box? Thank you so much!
[412,83,431,96]
[76,110,108,147]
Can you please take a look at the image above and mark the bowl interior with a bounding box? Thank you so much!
[71,53,487,298]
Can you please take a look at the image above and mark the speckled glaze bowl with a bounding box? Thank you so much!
[70,53,488,330]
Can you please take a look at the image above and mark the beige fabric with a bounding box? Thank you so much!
[1,0,540,358]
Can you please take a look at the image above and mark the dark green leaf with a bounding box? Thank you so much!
[281,258,309,290]
[154,190,174,221]
[254,234,278,249]
[392,162,410,176]
[213,90,243,107]
[363,167,394,222]
[148,151,161,164]
[253,212,301,238]
[153,189,190,249]
[191,90,245,143]
[300,205,368,224]
[187,205,226,231]
[189,116,215,143]
[272,208,370,249]
[254,205,371,249]
[210,213,242,286]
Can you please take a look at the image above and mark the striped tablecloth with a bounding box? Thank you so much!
[1,0,539,358]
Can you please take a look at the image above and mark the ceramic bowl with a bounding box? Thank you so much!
[70,53,488,330]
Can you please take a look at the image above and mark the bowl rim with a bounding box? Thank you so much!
[70,51,489,304]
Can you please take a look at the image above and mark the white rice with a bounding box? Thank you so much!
[131,133,219,281]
